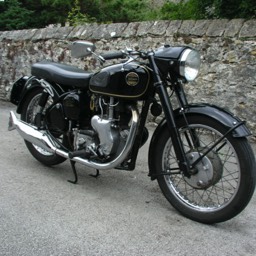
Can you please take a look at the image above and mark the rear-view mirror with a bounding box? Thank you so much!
[71,41,96,58]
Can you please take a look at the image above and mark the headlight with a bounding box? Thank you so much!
[179,49,201,82]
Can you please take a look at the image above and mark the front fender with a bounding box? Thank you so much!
[162,103,250,138]
[148,103,251,180]
[183,104,251,137]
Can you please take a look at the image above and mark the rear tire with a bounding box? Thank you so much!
[21,88,66,166]
[151,115,256,223]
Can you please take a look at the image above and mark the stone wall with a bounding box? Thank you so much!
[0,19,256,137]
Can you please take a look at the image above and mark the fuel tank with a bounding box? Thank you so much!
[89,62,151,100]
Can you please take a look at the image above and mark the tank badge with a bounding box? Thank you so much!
[126,72,139,86]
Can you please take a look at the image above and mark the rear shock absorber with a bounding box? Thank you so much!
[34,89,49,128]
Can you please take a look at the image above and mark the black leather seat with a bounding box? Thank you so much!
[31,60,93,88]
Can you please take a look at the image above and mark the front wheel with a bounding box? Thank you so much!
[151,115,256,223]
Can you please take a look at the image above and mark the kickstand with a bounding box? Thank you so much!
[68,160,78,184]
[89,169,100,178]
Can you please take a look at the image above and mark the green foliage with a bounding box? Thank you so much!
[97,0,151,23]
[159,0,256,20]
[159,0,199,20]
[0,0,33,30]
[0,0,255,31]
[67,0,95,26]
[40,0,72,8]
[214,0,256,19]
[16,0,70,28]
[33,0,71,27]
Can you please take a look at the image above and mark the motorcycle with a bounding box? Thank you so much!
[8,41,256,223]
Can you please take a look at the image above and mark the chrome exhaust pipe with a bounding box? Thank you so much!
[8,107,139,170]
[8,111,57,153]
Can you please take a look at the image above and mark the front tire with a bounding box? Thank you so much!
[151,115,256,223]
[21,88,66,166]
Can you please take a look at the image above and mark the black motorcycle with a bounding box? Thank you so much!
[8,41,256,223]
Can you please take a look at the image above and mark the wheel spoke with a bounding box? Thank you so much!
[26,93,54,156]
[162,124,241,211]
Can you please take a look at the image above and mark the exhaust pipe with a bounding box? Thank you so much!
[8,108,139,170]
[8,111,57,153]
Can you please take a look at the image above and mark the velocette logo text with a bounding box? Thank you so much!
[125,72,139,86]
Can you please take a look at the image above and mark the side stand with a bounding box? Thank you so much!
[89,169,100,178]
[68,161,101,184]
[68,160,78,184]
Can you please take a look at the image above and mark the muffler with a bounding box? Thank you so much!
[8,111,57,153]
[8,108,139,170]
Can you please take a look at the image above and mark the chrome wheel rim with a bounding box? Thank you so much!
[162,124,241,212]
[25,94,53,156]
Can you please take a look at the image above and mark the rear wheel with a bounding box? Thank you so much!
[21,88,66,166]
[152,115,256,223]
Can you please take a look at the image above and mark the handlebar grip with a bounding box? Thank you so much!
[101,51,126,60]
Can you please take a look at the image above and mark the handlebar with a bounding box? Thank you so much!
[101,51,127,61]
[100,50,149,62]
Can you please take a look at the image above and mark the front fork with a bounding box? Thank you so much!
[148,54,191,177]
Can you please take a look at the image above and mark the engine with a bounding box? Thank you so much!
[46,91,132,159]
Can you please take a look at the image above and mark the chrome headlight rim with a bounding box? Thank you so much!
[179,48,201,82]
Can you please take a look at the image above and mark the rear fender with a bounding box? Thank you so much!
[14,76,63,114]
[148,103,251,180]
[10,76,29,105]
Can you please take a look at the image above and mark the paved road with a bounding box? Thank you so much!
[0,100,256,256]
